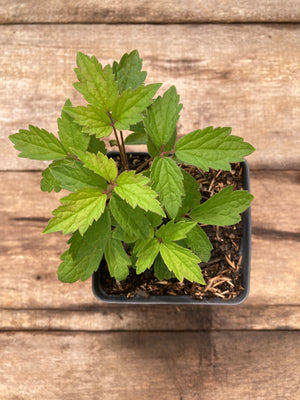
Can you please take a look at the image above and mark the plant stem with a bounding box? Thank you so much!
[120,131,129,170]
[135,156,154,173]
[112,125,126,169]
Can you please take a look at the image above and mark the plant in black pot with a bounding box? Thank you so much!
[10,50,255,304]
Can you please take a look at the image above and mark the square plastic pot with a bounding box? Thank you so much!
[92,153,251,305]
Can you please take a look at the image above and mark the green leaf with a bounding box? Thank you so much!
[114,171,165,216]
[58,210,110,283]
[175,127,255,171]
[124,132,147,145]
[154,253,175,281]
[87,135,107,154]
[112,225,137,243]
[146,128,177,157]
[135,238,160,274]
[151,157,184,219]
[40,165,62,193]
[129,120,146,135]
[146,211,163,228]
[144,86,182,146]
[109,194,150,240]
[63,104,112,138]
[51,160,107,192]
[176,169,201,217]
[9,125,67,160]
[112,83,162,131]
[113,50,147,93]
[58,99,90,154]
[43,188,107,235]
[105,238,130,281]
[160,242,205,284]
[156,219,197,242]
[190,186,254,226]
[74,52,119,110]
[74,149,117,182]
[185,224,213,262]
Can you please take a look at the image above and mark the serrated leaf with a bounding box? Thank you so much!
[190,185,254,226]
[105,238,130,281]
[58,99,90,154]
[74,149,117,182]
[175,127,255,171]
[144,86,182,146]
[109,194,150,240]
[176,169,201,217]
[9,125,67,160]
[64,104,112,138]
[43,188,107,235]
[51,160,107,192]
[40,165,62,193]
[87,135,107,154]
[129,120,146,135]
[112,225,137,243]
[112,83,161,131]
[114,171,165,216]
[58,210,110,283]
[185,224,213,262]
[113,50,147,93]
[147,128,177,157]
[156,219,197,242]
[74,52,119,110]
[154,253,175,281]
[134,238,160,274]
[146,211,163,228]
[124,132,147,145]
[151,157,184,219]
[160,242,205,284]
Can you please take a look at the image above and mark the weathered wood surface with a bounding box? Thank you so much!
[0,0,299,23]
[1,24,300,170]
[1,170,299,331]
[1,332,299,399]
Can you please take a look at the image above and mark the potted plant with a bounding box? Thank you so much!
[9,50,255,305]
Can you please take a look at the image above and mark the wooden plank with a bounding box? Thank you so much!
[1,24,299,170]
[0,0,299,23]
[0,306,299,331]
[0,170,299,318]
[0,331,299,399]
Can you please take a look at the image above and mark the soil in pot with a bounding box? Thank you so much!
[101,152,246,301]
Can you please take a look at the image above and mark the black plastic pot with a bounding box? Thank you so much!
[92,153,251,305]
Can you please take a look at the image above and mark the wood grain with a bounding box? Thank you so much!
[1,170,299,314]
[0,0,299,23]
[1,24,299,170]
[1,331,299,399]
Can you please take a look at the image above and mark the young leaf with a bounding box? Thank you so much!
[109,194,150,240]
[43,188,107,235]
[160,242,205,284]
[87,135,107,154]
[114,171,165,216]
[190,185,254,226]
[40,165,62,193]
[135,238,160,274]
[113,50,147,93]
[151,157,184,219]
[74,52,119,110]
[185,224,213,263]
[74,149,117,182]
[112,83,162,131]
[176,168,201,217]
[50,160,107,192]
[154,253,175,281]
[144,86,182,146]
[9,125,67,160]
[156,219,197,242]
[58,210,111,283]
[175,127,255,171]
[58,99,90,154]
[63,104,112,138]
[124,132,147,145]
[105,238,131,281]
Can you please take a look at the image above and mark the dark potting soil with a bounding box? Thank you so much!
[101,153,245,300]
